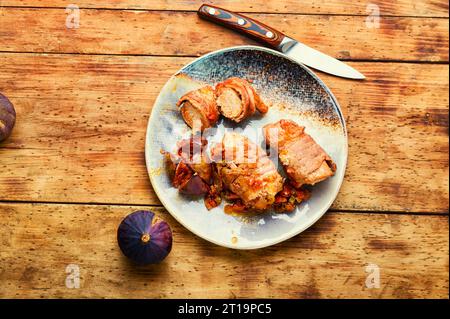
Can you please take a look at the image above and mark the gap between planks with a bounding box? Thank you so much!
[0,50,448,64]
[0,6,448,19]
[0,201,447,298]
[0,200,447,216]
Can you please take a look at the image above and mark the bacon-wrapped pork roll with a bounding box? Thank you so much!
[263,120,336,188]
[177,86,220,132]
[215,77,268,123]
[211,133,283,211]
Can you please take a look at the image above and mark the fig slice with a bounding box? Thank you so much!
[179,173,210,196]
[163,136,213,198]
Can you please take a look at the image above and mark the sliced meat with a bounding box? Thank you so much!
[211,133,283,211]
[263,119,336,187]
[177,86,219,132]
[216,87,242,120]
[215,77,268,123]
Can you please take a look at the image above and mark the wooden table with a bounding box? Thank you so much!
[0,1,448,299]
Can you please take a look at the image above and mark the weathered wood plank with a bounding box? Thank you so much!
[0,54,448,212]
[1,0,448,17]
[0,203,447,298]
[0,8,448,62]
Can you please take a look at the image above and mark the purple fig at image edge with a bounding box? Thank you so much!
[0,93,16,142]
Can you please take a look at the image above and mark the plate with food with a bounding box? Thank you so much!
[145,45,347,249]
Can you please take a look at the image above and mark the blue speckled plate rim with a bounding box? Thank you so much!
[145,45,348,249]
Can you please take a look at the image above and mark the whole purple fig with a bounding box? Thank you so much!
[117,210,172,265]
[0,93,16,142]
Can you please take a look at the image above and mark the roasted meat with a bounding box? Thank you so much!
[177,86,220,132]
[211,133,283,211]
[215,77,268,123]
[263,119,336,187]
[177,78,269,131]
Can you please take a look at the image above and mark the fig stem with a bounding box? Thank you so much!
[141,233,151,244]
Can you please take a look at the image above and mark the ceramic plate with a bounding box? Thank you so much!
[145,46,347,249]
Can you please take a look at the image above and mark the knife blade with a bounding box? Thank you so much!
[198,4,365,80]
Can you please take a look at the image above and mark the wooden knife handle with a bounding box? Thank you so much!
[198,4,286,49]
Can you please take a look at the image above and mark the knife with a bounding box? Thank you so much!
[198,4,365,80]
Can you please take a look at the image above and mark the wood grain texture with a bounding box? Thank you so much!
[0,53,448,212]
[0,203,447,298]
[0,8,448,62]
[1,0,448,17]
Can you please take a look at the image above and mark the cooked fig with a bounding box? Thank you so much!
[179,173,210,196]
[0,93,16,142]
[173,161,194,189]
[164,137,212,197]
[177,136,212,183]
[117,210,172,265]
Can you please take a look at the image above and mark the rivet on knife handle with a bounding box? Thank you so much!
[198,4,286,49]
